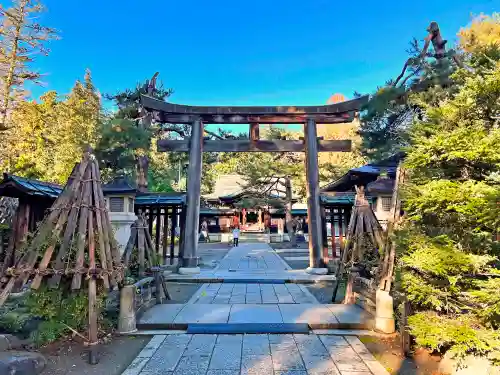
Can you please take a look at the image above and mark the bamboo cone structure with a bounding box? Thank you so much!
[122,216,171,302]
[122,215,156,276]
[0,149,124,363]
[332,185,385,302]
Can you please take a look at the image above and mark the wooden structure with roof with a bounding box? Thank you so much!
[0,174,187,267]
[142,92,368,272]
[201,174,305,233]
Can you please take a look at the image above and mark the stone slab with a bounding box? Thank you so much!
[326,304,374,329]
[136,335,167,357]
[279,304,339,326]
[242,334,271,355]
[187,323,309,334]
[174,304,231,324]
[228,304,283,323]
[139,304,185,325]
[183,334,217,356]
[209,346,242,369]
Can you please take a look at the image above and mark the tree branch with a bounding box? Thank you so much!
[204,129,225,140]
[161,125,186,137]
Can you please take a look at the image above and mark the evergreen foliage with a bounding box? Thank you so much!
[0,0,58,131]
[378,14,500,360]
[1,71,101,183]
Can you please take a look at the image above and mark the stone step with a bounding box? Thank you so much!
[136,303,374,332]
[186,323,310,334]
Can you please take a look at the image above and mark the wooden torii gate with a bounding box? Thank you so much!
[140,94,368,274]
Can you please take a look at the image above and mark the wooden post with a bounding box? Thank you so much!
[118,285,137,334]
[284,176,296,247]
[155,206,161,254]
[338,209,344,258]
[162,207,169,264]
[147,207,153,238]
[170,208,178,265]
[249,123,259,150]
[181,119,203,272]
[138,218,146,277]
[330,208,337,258]
[304,118,325,273]
[178,206,186,261]
[401,297,411,356]
[87,211,99,365]
[321,206,329,264]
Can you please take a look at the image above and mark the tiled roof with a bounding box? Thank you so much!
[204,174,246,200]
[102,175,137,195]
[321,192,374,205]
[135,192,185,206]
[321,152,404,193]
[204,174,290,201]
[0,174,63,199]
[366,176,394,194]
[0,174,186,206]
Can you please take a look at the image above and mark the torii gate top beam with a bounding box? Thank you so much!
[140,94,369,124]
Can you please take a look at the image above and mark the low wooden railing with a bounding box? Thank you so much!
[352,276,377,315]
[118,270,170,334]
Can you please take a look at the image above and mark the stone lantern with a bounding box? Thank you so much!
[103,175,138,256]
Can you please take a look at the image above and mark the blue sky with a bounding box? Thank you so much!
[32,0,496,108]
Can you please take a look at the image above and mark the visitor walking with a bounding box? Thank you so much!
[201,219,210,242]
[232,226,240,247]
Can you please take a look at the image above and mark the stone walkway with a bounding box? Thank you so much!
[122,333,390,375]
[189,283,318,304]
[138,303,370,328]
[124,243,386,375]
[164,244,336,283]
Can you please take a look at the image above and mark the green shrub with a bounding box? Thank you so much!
[25,287,107,346]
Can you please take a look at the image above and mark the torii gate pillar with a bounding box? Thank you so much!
[304,118,328,274]
[179,119,203,274]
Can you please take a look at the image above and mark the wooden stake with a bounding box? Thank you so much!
[122,224,138,268]
[49,164,88,288]
[162,209,168,264]
[138,220,145,277]
[30,198,77,289]
[93,162,117,287]
[71,167,92,290]
[87,211,99,364]
[89,162,110,290]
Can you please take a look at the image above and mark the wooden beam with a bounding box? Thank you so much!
[141,94,368,116]
[157,113,355,124]
[249,123,259,141]
[157,139,352,153]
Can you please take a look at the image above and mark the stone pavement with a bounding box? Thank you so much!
[138,243,372,329]
[164,243,336,283]
[189,283,318,304]
[138,303,370,328]
[122,333,390,375]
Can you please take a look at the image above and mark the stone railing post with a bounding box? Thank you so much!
[118,285,137,334]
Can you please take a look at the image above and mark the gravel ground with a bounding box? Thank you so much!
[41,335,150,375]
[40,281,200,374]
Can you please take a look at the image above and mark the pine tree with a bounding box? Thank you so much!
[0,0,57,131]
[5,72,101,183]
[394,15,500,360]
[216,127,305,246]
[101,76,174,190]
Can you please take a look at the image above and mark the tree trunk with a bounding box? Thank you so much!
[0,5,24,130]
[284,177,296,247]
[136,155,149,193]
[136,105,151,192]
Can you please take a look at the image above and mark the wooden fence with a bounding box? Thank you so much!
[135,205,185,264]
